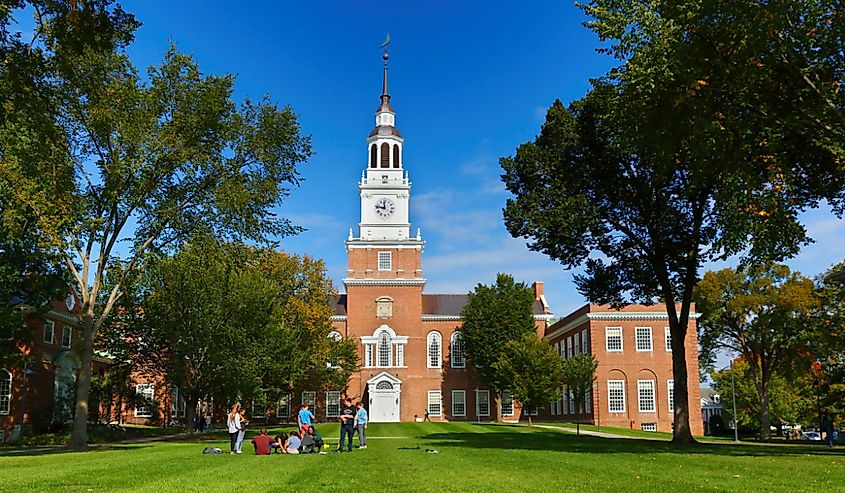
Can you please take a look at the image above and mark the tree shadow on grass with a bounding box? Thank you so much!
[0,443,154,458]
[421,428,845,458]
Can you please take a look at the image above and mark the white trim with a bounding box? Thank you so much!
[534,313,554,321]
[377,251,392,271]
[345,239,425,250]
[607,380,625,414]
[451,390,466,417]
[44,320,55,344]
[366,371,403,386]
[427,331,442,369]
[343,278,427,287]
[45,310,78,325]
[664,327,672,352]
[61,326,72,349]
[605,327,623,352]
[326,391,341,418]
[330,315,348,322]
[635,326,653,352]
[276,393,291,419]
[134,383,154,418]
[501,390,514,417]
[475,389,490,417]
[450,332,466,368]
[427,390,442,417]
[0,369,11,416]
[637,380,656,413]
[544,311,702,340]
[668,380,675,413]
[421,313,553,322]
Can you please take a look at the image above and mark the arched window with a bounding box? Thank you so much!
[378,330,392,367]
[370,144,377,168]
[393,144,400,168]
[427,332,442,368]
[327,331,342,368]
[451,332,466,368]
[376,381,393,390]
[380,142,390,168]
[0,369,10,415]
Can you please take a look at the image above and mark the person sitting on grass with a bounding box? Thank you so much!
[300,429,318,453]
[287,430,302,454]
[271,432,288,454]
[251,428,273,456]
[307,425,324,451]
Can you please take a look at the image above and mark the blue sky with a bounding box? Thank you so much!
[14,1,845,317]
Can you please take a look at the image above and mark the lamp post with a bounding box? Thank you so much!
[730,359,739,442]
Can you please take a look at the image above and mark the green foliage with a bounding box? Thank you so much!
[460,274,537,397]
[502,0,845,443]
[1,2,311,447]
[492,335,564,425]
[561,353,598,434]
[696,264,819,439]
[808,261,845,428]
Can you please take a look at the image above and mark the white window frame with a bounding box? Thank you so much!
[427,332,442,369]
[427,390,442,417]
[326,391,341,418]
[568,389,575,414]
[276,393,291,419]
[501,390,514,417]
[450,332,466,368]
[668,380,675,413]
[0,369,11,415]
[377,331,392,367]
[566,337,573,358]
[554,342,560,360]
[581,328,589,353]
[607,380,625,413]
[574,332,581,356]
[665,327,672,352]
[134,383,154,418]
[605,327,623,352]
[301,391,316,409]
[377,251,392,271]
[638,380,656,413]
[584,388,592,413]
[251,400,266,418]
[641,423,657,432]
[396,343,405,367]
[44,320,55,344]
[451,390,466,417]
[635,327,653,352]
[170,387,186,418]
[562,391,569,415]
[61,326,72,349]
[365,344,374,367]
[476,390,490,417]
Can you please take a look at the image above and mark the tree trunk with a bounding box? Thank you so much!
[493,392,502,422]
[759,382,771,441]
[185,396,199,435]
[68,310,96,450]
[527,414,533,428]
[668,316,696,445]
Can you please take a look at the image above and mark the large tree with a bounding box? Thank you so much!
[492,335,564,427]
[0,2,311,448]
[460,273,537,421]
[502,1,844,444]
[696,264,819,439]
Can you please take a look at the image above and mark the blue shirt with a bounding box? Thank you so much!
[298,409,314,426]
[356,407,368,425]
[287,436,301,450]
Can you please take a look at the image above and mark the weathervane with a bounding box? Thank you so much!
[381,33,390,62]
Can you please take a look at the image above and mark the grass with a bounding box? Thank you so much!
[0,422,843,492]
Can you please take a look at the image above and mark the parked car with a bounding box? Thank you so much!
[801,431,822,441]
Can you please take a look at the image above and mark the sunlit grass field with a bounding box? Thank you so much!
[0,422,841,492]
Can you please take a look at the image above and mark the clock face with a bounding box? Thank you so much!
[375,198,396,219]
[66,292,76,311]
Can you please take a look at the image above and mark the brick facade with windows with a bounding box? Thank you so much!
[542,304,704,435]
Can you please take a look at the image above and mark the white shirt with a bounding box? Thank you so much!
[226,413,241,434]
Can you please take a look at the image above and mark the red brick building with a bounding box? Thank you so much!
[542,304,704,435]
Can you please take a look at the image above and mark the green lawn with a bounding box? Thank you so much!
[0,422,842,492]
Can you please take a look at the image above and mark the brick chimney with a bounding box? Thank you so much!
[532,281,544,300]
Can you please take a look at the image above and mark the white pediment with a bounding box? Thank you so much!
[366,371,403,386]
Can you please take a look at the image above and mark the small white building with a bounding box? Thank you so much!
[701,387,724,435]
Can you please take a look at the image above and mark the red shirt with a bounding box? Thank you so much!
[252,434,273,455]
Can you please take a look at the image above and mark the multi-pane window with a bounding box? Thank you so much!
[607,380,625,413]
[396,343,405,367]
[301,391,316,409]
[251,401,266,418]
[554,342,560,359]
[581,329,589,353]
[638,380,656,413]
[605,327,623,352]
[44,320,55,344]
[568,389,575,414]
[452,390,466,417]
[427,332,442,368]
[134,383,154,418]
[276,393,291,419]
[451,332,466,368]
[326,391,341,418]
[566,337,573,358]
[427,390,442,417]
[378,331,392,367]
[501,390,514,416]
[665,327,672,352]
[584,388,592,413]
[365,344,374,367]
[574,332,581,356]
[641,423,657,432]
[61,326,72,349]
[377,251,392,271]
[635,327,653,352]
[0,369,11,415]
[476,390,490,417]
[327,331,342,368]
[171,387,186,418]
[668,380,675,413]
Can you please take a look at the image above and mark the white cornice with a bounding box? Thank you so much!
[421,314,554,322]
[544,311,702,340]
[330,315,347,322]
[343,278,427,287]
[345,240,425,250]
[534,314,555,321]
[47,310,79,325]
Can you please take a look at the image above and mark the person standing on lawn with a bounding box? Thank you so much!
[298,402,315,436]
[226,404,241,454]
[235,408,248,454]
[338,397,356,452]
[251,428,273,455]
[354,401,368,449]
[822,410,835,448]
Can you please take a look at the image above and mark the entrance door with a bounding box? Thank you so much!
[369,380,400,422]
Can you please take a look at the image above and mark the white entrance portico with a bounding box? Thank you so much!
[367,371,402,422]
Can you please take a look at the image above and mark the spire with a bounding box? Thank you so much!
[378,50,393,114]
[369,38,401,139]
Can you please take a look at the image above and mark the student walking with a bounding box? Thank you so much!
[298,402,315,436]
[235,408,248,454]
[354,401,368,449]
[822,410,835,448]
[226,404,241,455]
[338,398,356,452]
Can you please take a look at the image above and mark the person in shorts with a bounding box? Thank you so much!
[298,402,315,436]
